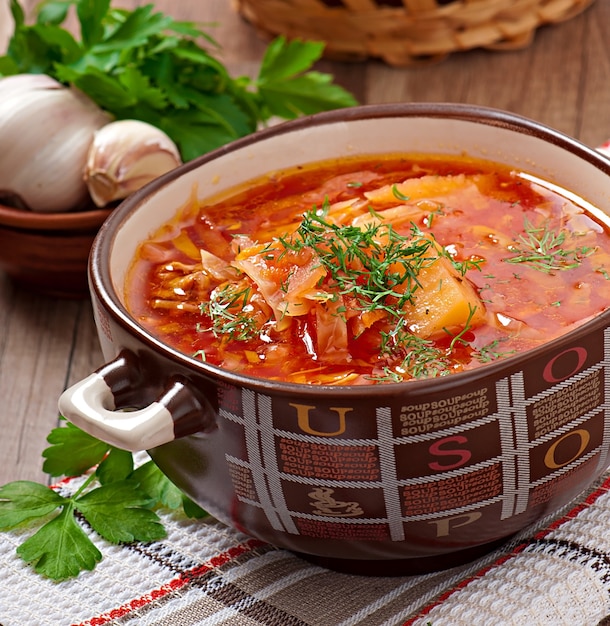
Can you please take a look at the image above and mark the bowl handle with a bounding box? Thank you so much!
[58,352,214,452]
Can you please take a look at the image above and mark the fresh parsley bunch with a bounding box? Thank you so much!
[0,421,206,581]
[0,0,357,161]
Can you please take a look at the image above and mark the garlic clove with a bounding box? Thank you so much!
[84,120,183,207]
[0,73,59,97]
[0,74,111,213]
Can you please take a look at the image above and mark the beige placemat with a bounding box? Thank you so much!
[1,468,610,626]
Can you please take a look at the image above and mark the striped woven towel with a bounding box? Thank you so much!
[1,468,610,626]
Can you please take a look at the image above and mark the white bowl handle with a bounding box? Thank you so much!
[58,353,214,452]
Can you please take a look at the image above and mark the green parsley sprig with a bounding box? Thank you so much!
[0,421,207,581]
[0,0,357,161]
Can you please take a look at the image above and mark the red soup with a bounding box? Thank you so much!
[125,154,610,385]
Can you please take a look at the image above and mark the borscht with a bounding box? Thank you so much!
[124,154,610,385]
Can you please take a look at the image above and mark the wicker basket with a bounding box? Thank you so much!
[233,0,596,66]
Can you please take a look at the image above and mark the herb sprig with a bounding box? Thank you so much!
[281,207,439,311]
[375,304,482,381]
[0,0,357,161]
[380,328,453,380]
[506,219,596,273]
[203,284,259,341]
[0,421,206,581]
[473,338,516,363]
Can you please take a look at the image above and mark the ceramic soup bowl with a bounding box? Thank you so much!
[59,103,610,575]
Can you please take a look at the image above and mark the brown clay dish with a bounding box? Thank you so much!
[0,202,112,298]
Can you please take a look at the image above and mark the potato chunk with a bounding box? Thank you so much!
[365,173,472,204]
[404,256,485,338]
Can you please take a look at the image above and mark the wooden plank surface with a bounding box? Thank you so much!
[0,0,609,485]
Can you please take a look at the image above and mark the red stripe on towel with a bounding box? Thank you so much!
[73,537,265,626]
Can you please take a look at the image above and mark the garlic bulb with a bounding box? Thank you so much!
[84,120,182,207]
[0,74,111,212]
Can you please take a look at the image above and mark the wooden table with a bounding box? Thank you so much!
[0,0,609,487]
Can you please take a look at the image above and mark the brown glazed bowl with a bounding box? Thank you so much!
[0,203,112,298]
[59,103,610,575]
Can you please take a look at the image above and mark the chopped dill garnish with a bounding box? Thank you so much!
[445,304,477,350]
[378,320,452,381]
[371,305,482,382]
[280,206,439,311]
[452,257,484,276]
[398,335,452,380]
[472,338,515,364]
[424,205,444,227]
[596,267,610,280]
[379,317,410,356]
[200,284,259,341]
[505,218,596,273]
[365,368,405,384]
[192,349,206,362]
[201,205,484,367]
[391,184,410,201]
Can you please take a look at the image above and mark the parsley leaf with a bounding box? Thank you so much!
[131,461,208,518]
[131,461,182,510]
[74,481,165,543]
[0,481,64,528]
[96,447,134,484]
[17,505,103,581]
[42,421,110,477]
[258,36,325,81]
[258,71,356,119]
